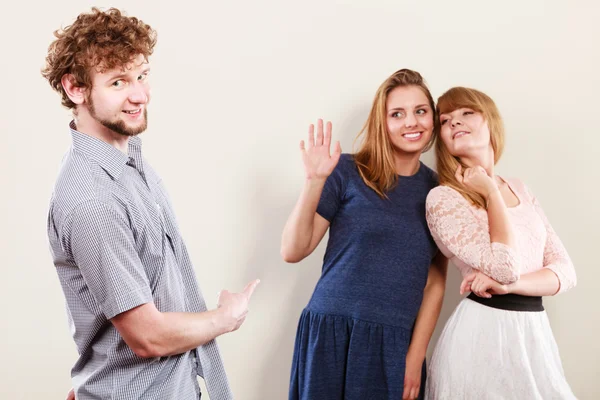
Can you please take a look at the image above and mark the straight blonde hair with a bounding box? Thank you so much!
[354,69,438,198]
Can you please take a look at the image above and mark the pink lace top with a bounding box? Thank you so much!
[425,178,576,294]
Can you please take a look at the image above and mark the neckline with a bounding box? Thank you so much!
[397,161,423,178]
[496,176,522,209]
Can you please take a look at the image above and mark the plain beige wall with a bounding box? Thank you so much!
[1,0,598,398]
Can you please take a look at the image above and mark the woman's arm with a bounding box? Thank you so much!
[461,269,559,297]
[529,189,577,294]
[280,119,341,262]
[281,180,331,262]
[426,183,520,285]
[403,252,448,399]
[506,268,560,296]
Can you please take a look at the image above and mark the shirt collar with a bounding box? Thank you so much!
[69,120,144,180]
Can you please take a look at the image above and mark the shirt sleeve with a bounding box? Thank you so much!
[425,186,521,285]
[526,187,577,294]
[61,200,153,319]
[316,155,348,222]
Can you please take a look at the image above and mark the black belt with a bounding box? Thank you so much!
[467,292,544,312]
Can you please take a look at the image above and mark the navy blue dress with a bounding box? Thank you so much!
[289,154,438,400]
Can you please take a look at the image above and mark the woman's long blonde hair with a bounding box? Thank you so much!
[435,87,505,208]
[354,69,438,198]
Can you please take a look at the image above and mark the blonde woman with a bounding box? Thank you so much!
[282,69,448,400]
[425,87,577,399]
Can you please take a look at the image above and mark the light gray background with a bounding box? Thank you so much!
[1,0,598,398]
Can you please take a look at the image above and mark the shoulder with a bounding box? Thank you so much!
[51,153,96,214]
[420,162,439,188]
[51,199,126,250]
[338,153,357,169]
[330,153,359,180]
[501,176,534,200]
[50,152,123,226]
[426,185,463,207]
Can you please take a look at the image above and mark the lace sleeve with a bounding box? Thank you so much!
[426,186,520,285]
[529,191,577,294]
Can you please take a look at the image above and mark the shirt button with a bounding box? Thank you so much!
[156,203,161,210]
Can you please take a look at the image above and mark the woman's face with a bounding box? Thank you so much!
[386,85,434,155]
[439,107,490,158]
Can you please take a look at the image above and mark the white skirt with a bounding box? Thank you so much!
[425,298,577,400]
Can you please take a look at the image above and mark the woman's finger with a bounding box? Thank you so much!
[316,119,324,146]
[455,164,463,183]
[307,124,315,149]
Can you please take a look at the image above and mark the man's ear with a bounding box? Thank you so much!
[61,74,87,105]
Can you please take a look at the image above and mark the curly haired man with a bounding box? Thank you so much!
[42,8,258,400]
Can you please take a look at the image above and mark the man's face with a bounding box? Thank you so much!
[86,54,151,137]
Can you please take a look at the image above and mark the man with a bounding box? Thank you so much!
[42,8,258,399]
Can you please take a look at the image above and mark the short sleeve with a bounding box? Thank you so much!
[316,154,349,222]
[61,200,153,319]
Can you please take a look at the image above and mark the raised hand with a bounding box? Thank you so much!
[300,119,342,180]
[217,279,260,332]
[455,164,498,198]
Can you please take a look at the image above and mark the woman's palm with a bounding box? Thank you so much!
[301,119,341,180]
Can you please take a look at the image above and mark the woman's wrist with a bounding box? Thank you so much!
[304,177,327,189]
[406,344,426,361]
[485,187,501,209]
[505,280,517,294]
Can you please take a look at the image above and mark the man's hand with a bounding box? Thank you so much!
[217,279,260,332]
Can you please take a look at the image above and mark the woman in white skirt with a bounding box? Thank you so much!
[424,86,577,399]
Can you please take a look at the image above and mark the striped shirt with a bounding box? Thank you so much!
[47,122,232,399]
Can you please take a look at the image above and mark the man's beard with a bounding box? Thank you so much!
[89,97,148,137]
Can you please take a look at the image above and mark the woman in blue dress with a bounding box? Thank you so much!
[281,69,448,400]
